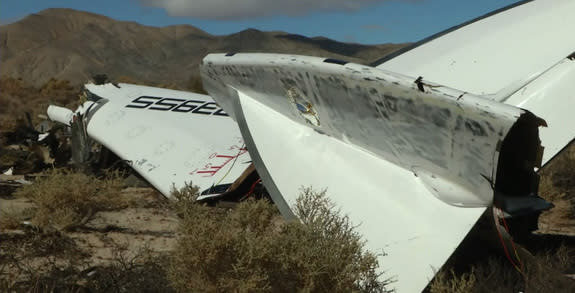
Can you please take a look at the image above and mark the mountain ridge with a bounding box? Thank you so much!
[0,8,407,88]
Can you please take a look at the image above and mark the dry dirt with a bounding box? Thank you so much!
[0,179,179,278]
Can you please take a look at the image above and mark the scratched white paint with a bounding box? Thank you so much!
[374,0,575,166]
[232,88,486,293]
[201,53,534,207]
[200,52,543,292]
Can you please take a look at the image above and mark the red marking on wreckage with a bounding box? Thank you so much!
[189,141,248,177]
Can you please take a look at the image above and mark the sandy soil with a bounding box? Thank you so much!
[1,181,179,271]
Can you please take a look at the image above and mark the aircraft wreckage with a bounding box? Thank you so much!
[46,1,575,292]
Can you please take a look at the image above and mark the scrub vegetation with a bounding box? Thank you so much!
[4,169,572,292]
[539,145,575,224]
[0,76,204,134]
[1,77,574,291]
[13,170,126,231]
[169,186,390,292]
[1,172,391,292]
[430,245,575,293]
[0,77,80,129]
[430,143,575,292]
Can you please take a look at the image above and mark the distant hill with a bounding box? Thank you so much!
[0,8,407,88]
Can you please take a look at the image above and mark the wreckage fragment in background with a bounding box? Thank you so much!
[0,115,69,174]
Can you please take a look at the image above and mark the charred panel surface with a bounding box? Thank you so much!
[201,53,541,206]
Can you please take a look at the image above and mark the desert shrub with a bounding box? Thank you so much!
[539,160,573,204]
[85,246,175,293]
[0,210,22,230]
[430,245,575,293]
[0,76,80,131]
[0,76,26,96]
[430,269,476,293]
[186,74,207,94]
[168,186,390,293]
[537,142,575,230]
[115,75,138,84]
[14,169,125,231]
[0,233,173,293]
[0,230,88,292]
[40,78,75,95]
[3,260,86,293]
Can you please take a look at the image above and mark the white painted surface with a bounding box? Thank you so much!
[47,105,74,126]
[72,83,250,197]
[199,53,541,291]
[232,89,486,292]
[202,53,528,207]
[375,0,575,97]
[504,57,575,165]
[374,0,575,166]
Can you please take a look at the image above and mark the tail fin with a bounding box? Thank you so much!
[503,56,575,166]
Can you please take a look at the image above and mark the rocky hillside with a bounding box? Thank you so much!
[0,8,406,87]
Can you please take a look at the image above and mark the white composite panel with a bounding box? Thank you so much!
[504,57,575,165]
[198,53,536,291]
[201,53,528,207]
[376,0,575,97]
[82,83,250,197]
[232,89,485,293]
[375,0,575,165]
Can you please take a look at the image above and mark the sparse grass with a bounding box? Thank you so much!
[14,169,125,231]
[0,230,88,292]
[430,269,476,293]
[430,245,575,293]
[84,245,175,293]
[0,76,80,130]
[0,209,27,230]
[0,75,208,139]
[539,142,575,219]
[0,232,173,292]
[168,186,390,293]
[1,175,173,292]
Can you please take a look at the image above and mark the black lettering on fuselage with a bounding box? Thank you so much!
[125,96,161,108]
[172,100,204,113]
[125,96,229,117]
[149,98,186,111]
[193,102,218,115]
[213,108,228,116]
